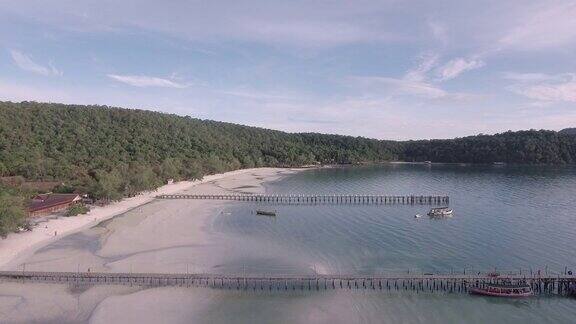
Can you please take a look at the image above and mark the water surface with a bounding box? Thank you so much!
[6,164,576,323]
[206,164,576,323]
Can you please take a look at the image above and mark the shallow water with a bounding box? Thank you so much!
[4,164,576,323]
[206,164,576,323]
[217,164,576,274]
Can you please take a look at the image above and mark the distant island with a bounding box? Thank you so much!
[0,100,575,236]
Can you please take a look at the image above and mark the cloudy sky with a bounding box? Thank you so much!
[1,0,575,139]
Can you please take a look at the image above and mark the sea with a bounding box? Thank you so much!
[207,164,576,323]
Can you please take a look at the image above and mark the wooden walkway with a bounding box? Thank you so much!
[156,194,450,205]
[2,271,574,295]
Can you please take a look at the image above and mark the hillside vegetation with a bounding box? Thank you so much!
[0,102,401,200]
[560,128,576,135]
[1,101,575,236]
[402,130,576,164]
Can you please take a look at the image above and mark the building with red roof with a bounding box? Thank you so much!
[27,193,82,217]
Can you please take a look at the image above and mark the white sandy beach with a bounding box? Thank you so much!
[0,167,296,270]
[0,166,315,323]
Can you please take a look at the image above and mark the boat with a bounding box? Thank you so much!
[256,210,276,216]
[414,214,422,218]
[427,207,453,217]
[469,283,533,297]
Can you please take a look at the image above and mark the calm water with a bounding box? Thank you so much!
[206,164,576,323]
[7,164,576,323]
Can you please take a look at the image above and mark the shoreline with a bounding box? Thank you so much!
[0,167,300,270]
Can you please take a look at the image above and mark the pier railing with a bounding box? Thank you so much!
[2,271,574,295]
[155,194,450,205]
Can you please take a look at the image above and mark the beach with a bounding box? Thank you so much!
[0,167,298,271]
[0,167,306,323]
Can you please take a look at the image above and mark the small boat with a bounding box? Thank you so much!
[424,161,432,164]
[427,207,453,217]
[256,210,276,216]
[414,214,422,218]
[469,283,533,298]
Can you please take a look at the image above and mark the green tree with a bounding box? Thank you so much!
[65,203,90,217]
[90,169,123,201]
[0,190,26,238]
[160,158,183,181]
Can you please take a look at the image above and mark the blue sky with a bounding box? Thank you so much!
[1,0,575,139]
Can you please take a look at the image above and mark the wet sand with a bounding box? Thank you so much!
[0,167,301,323]
[0,167,295,271]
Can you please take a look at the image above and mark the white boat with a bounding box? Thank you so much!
[469,283,533,297]
[414,214,422,218]
[427,207,453,217]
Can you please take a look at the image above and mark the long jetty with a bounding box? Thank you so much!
[2,271,574,296]
[156,194,449,205]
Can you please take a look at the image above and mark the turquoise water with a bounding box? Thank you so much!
[206,164,576,323]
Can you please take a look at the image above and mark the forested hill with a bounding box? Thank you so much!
[1,101,575,201]
[0,101,400,200]
[401,130,576,164]
[560,128,576,135]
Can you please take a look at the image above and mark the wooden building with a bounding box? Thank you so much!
[27,193,82,217]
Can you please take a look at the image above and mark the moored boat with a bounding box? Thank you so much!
[256,210,276,216]
[469,283,533,297]
[427,207,453,217]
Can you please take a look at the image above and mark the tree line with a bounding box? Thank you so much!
[0,101,574,236]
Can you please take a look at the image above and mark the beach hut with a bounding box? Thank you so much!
[27,193,82,217]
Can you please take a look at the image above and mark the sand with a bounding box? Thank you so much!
[0,167,310,323]
[0,167,297,271]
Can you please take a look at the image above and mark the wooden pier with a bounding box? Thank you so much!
[2,271,574,296]
[156,194,450,205]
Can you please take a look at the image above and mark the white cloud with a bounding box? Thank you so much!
[507,72,576,102]
[10,49,62,76]
[348,52,484,103]
[404,53,484,85]
[501,72,554,83]
[346,76,478,103]
[498,2,576,50]
[436,58,484,81]
[0,1,404,49]
[404,52,439,83]
[107,74,189,88]
[350,76,446,99]
[517,82,576,103]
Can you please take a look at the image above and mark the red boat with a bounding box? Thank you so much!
[469,283,533,297]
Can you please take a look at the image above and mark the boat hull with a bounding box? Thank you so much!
[256,211,276,216]
[469,287,533,297]
[427,207,453,217]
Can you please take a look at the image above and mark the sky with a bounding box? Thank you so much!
[0,0,575,140]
